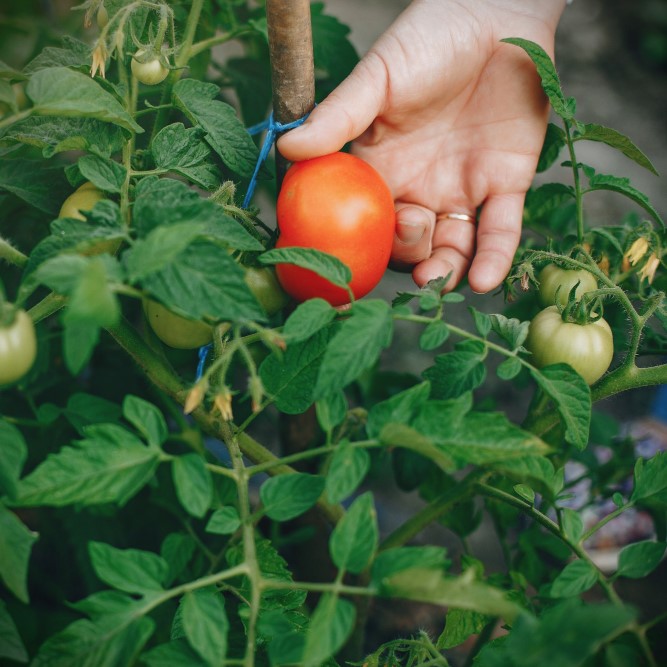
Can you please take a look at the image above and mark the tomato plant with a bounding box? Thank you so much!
[538,262,598,306]
[275,152,395,306]
[0,308,37,385]
[526,305,614,384]
[0,3,666,667]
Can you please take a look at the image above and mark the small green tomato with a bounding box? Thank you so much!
[538,263,598,307]
[131,49,169,85]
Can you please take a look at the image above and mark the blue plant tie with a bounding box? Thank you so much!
[194,108,312,381]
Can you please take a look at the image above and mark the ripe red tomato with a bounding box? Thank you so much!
[275,152,395,306]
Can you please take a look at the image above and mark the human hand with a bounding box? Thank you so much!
[277,0,568,293]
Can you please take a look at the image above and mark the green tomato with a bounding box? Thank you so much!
[0,309,37,386]
[245,267,290,316]
[131,50,169,85]
[59,182,105,220]
[526,305,614,385]
[538,263,598,307]
[144,300,215,350]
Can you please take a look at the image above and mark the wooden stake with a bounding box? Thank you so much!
[265,0,315,182]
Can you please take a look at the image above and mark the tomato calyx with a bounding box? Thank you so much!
[556,282,605,327]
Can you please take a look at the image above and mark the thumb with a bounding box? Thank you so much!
[277,55,387,161]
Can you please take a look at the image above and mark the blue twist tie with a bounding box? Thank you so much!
[194,108,312,382]
[242,110,312,209]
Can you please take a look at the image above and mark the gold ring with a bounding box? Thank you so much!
[444,212,476,224]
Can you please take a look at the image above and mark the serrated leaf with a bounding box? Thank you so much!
[437,608,490,650]
[419,319,450,350]
[371,546,449,587]
[574,123,658,175]
[260,328,330,414]
[13,424,159,507]
[490,456,562,500]
[172,79,258,178]
[122,395,168,447]
[260,473,325,521]
[160,533,196,586]
[366,381,432,440]
[529,364,591,450]
[0,505,38,603]
[586,173,664,226]
[325,441,370,504]
[141,639,207,667]
[302,595,355,667]
[490,314,530,350]
[172,454,213,519]
[314,300,393,399]
[181,587,228,667]
[470,307,492,337]
[23,37,91,74]
[282,298,336,343]
[205,507,241,535]
[496,356,522,380]
[550,560,598,598]
[89,541,168,594]
[537,122,567,172]
[423,343,487,399]
[77,154,126,193]
[616,541,665,579]
[27,67,142,133]
[260,247,352,292]
[329,492,378,574]
[631,452,667,509]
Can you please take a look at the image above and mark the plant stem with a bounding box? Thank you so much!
[564,120,585,243]
[581,502,633,543]
[0,238,28,268]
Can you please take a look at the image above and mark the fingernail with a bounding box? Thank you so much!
[396,209,428,244]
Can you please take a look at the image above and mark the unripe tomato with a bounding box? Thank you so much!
[59,182,105,220]
[131,50,169,86]
[144,300,214,350]
[275,152,395,306]
[526,305,613,385]
[96,4,109,29]
[538,263,597,307]
[244,267,289,316]
[0,309,37,386]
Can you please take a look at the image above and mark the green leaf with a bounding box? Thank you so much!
[501,38,574,119]
[302,595,355,667]
[13,424,160,507]
[132,177,262,250]
[89,541,169,593]
[496,357,522,380]
[181,587,228,667]
[172,454,213,519]
[503,600,637,667]
[3,116,125,158]
[260,473,325,521]
[423,342,487,399]
[329,492,378,574]
[537,122,567,172]
[560,508,585,544]
[260,328,330,414]
[62,320,99,375]
[315,391,348,432]
[514,484,535,504]
[77,154,126,193]
[616,541,666,579]
[205,507,241,535]
[0,422,27,500]
[631,452,667,509]
[574,123,658,175]
[524,182,576,226]
[160,533,196,586]
[282,298,336,343]
[30,615,155,667]
[437,608,490,650]
[0,504,38,603]
[260,247,352,292]
[172,79,258,178]
[380,567,521,622]
[23,37,91,73]
[413,401,549,467]
[529,364,591,450]
[550,560,598,598]
[325,441,370,504]
[139,240,265,323]
[314,300,393,399]
[141,639,207,667]
[311,3,359,83]
[490,314,530,350]
[0,158,69,214]
[419,319,450,350]
[0,599,28,663]
[122,395,168,447]
[63,392,122,434]
[491,456,563,500]
[586,173,664,226]
[27,67,143,133]
[370,546,449,587]
[470,307,492,337]
[366,381,432,440]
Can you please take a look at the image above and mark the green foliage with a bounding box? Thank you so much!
[0,2,665,667]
